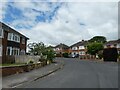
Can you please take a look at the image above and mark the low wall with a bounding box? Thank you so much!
[15,55,41,64]
[1,61,47,77]
[3,56,15,64]
[79,55,95,59]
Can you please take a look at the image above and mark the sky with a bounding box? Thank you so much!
[0,0,119,46]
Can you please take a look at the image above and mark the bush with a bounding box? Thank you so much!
[98,54,103,59]
[28,60,34,64]
[118,54,120,61]
[62,53,69,58]
[98,50,103,59]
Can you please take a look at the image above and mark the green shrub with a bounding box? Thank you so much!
[62,53,69,58]
[28,60,34,64]
[118,54,120,61]
[98,50,103,59]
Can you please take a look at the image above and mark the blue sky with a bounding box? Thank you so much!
[2,1,63,29]
[1,0,118,46]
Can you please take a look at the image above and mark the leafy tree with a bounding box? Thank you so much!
[89,36,107,43]
[87,42,104,55]
[28,42,55,62]
[45,47,55,62]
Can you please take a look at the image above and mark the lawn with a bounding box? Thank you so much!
[0,63,26,67]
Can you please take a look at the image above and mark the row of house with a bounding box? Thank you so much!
[53,40,88,57]
[0,22,29,63]
[53,39,120,58]
[0,22,120,63]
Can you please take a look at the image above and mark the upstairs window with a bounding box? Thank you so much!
[22,38,25,44]
[0,45,2,56]
[8,33,20,43]
[8,33,12,40]
[79,46,85,49]
[72,47,77,50]
[0,28,4,38]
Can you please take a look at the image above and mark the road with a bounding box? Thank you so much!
[18,58,118,88]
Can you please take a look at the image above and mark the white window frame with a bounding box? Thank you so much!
[79,46,85,50]
[7,47,12,55]
[8,33,13,41]
[7,47,20,56]
[0,45,2,56]
[79,51,85,55]
[72,47,78,50]
[0,28,4,38]
[8,33,20,43]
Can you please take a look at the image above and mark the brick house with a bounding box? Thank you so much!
[104,39,120,54]
[53,43,69,57]
[69,40,88,57]
[0,22,29,63]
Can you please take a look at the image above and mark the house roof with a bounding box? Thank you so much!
[104,39,120,45]
[0,22,29,39]
[70,40,88,47]
[54,43,69,49]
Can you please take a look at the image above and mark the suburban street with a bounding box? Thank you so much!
[17,58,118,88]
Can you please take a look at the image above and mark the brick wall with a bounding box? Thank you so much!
[1,61,47,77]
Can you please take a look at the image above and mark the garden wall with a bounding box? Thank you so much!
[1,61,47,77]
[15,55,41,64]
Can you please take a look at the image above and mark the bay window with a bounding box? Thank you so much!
[7,47,20,56]
[0,28,4,38]
[8,33,20,43]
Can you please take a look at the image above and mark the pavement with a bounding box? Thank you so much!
[16,58,118,88]
[2,59,64,88]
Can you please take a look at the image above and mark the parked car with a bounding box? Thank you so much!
[69,54,79,58]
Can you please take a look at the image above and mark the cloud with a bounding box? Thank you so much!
[2,1,118,46]
[0,0,8,21]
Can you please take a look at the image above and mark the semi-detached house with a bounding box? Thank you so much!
[0,22,29,63]
[104,39,120,54]
[69,40,88,56]
[53,43,69,57]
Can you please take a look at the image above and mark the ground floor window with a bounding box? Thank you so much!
[0,45,2,56]
[72,52,78,55]
[79,51,85,55]
[7,47,20,56]
[7,47,12,55]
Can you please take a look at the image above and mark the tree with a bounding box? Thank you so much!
[45,47,55,62]
[28,42,55,62]
[89,36,107,43]
[87,42,104,55]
